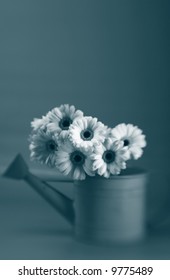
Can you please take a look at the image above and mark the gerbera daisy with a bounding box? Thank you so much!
[56,139,95,180]
[47,104,84,138]
[91,139,129,178]
[110,123,146,159]
[29,129,59,167]
[69,116,107,152]
[31,115,50,132]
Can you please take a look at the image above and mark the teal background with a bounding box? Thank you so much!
[0,0,170,259]
[0,0,169,166]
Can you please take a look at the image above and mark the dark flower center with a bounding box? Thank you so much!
[70,151,85,165]
[123,139,129,146]
[80,129,94,141]
[46,140,58,152]
[59,117,72,130]
[102,150,116,163]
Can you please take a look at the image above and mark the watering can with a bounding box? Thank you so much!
[3,154,149,244]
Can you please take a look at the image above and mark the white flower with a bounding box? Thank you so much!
[47,104,84,138]
[110,123,146,159]
[56,139,95,180]
[29,129,59,167]
[31,115,50,131]
[91,139,129,178]
[69,116,107,152]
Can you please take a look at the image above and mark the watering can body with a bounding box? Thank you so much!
[74,174,147,244]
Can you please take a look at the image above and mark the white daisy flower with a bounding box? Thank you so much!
[91,139,129,178]
[110,123,147,160]
[56,140,95,180]
[29,129,59,167]
[31,115,50,132]
[69,116,107,152]
[47,104,84,138]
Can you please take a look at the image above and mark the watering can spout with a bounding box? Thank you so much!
[3,154,75,225]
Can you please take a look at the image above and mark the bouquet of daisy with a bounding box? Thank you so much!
[29,104,146,180]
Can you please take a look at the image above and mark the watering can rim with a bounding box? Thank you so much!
[73,167,148,183]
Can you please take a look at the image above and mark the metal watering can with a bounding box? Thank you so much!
[3,154,149,244]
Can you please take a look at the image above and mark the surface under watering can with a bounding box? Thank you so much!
[3,154,148,244]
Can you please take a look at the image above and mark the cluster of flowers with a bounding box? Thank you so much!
[29,104,146,180]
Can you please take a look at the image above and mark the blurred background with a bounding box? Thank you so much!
[0,0,170,259]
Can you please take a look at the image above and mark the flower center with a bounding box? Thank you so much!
[70,151,85,166]
[80,129,94,141]
[59,117,72,130]
[102,150,116,163]
[123,139,129,146]
[46,140,58,152]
